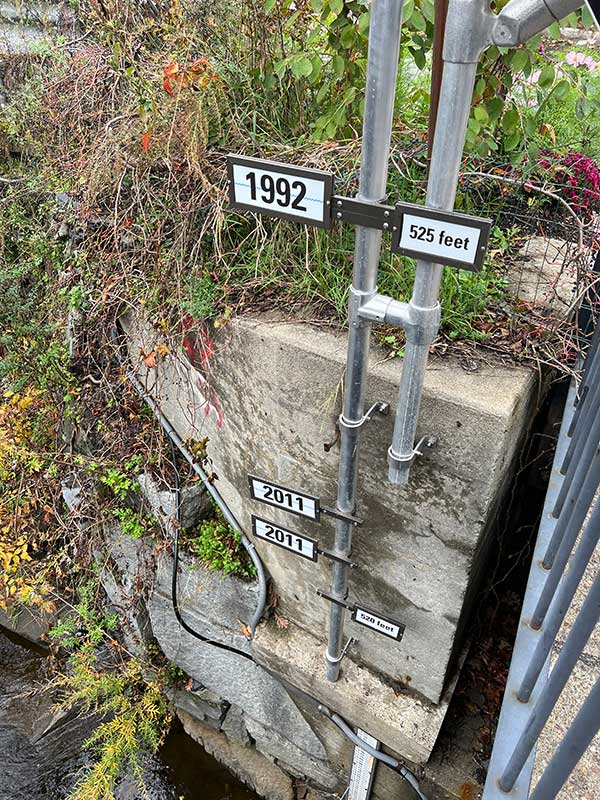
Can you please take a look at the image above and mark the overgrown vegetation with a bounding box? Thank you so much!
[185,507,257,579]
[49,580,172,800]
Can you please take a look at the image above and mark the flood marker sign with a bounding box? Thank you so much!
[392,202,491,272]
[251,515,318,561]
[227,154,492,271]
[248,476,320,521]
[351,606,405,641]
[227,154,334,228]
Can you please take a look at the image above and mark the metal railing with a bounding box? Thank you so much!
[483,322,600,799]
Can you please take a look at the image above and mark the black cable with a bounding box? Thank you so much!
[168,436,253,661]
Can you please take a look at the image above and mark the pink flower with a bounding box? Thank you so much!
[565,51,597,70]
[528,98,537,107]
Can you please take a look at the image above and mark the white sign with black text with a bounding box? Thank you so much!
[251,515,318,562]
[227,155,334,228]
[248,475,320,521]
[351,606,405,641]
[392,203,491,272]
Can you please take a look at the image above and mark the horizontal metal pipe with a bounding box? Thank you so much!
[499,568,600,793]
[493,0,584,47]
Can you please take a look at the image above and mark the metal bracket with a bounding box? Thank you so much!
[318,548,357,568]
[321,506,364,526]
[332,196,398,231]
[388,435,438,468]
[338,401,390,432]
[317,589,354,611]
[325,636,355,665]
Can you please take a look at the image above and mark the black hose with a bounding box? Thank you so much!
[168,436,253,661]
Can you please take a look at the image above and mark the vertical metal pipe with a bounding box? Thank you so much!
[529,677,600,800]
[561,370,600,478]
[517,499,600,702]
[575,319,600,402]
[532,450,600,629]
[325,0,404,681]
[498,569,600,793]
[387,62,478,485]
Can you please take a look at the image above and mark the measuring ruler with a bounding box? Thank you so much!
[348,729,380,800]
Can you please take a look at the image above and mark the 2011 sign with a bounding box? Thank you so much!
[251,515,318,561]
[248,476,320,520]
[227,155,334,228]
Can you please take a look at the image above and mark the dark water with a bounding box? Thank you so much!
[0,628,258,800]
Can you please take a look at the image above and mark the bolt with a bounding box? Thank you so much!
[336,200,343,207]
[336,212,342,220]
[384,210,390,218]
[383,222,389,230]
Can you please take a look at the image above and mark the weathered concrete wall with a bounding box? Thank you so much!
[123,312,535,709]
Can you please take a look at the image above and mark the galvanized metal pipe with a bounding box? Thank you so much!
[498,568,600,793]
[325,0,404,681]
[518,498,600,702]
[539,406,600,579]
[388,60,478,485]
[560,368,600,479]
[528,677,600,800]
[533,457,600,630]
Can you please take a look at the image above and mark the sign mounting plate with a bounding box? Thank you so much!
[227,154,334,228]
[248,475,320,521]
[391,202,491,272]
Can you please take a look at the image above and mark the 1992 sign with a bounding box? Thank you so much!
[227,154,334,228]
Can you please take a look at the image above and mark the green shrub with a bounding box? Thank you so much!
[188,510,256,579]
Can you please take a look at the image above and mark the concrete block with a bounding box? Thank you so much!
[254,621,456,765]
[122,311,535,707]
[510,236,580,310]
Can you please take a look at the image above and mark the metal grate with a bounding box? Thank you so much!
[483,320,600,799]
